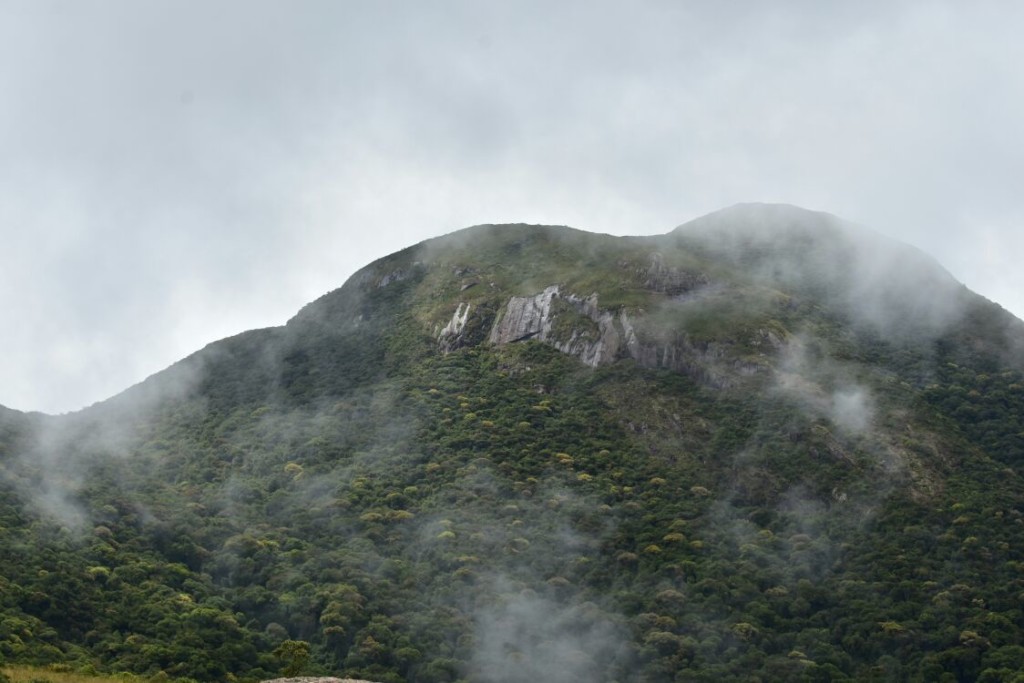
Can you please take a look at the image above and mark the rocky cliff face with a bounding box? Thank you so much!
[487,285,560,345]
[437,279,781,388]
[485,285,629,368]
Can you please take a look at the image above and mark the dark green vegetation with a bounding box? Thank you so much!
[3,204,1024,682]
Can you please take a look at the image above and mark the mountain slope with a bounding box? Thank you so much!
[3,204,1024,682]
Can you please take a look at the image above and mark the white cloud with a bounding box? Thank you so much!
[1,1,1022,412]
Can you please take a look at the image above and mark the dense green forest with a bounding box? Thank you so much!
[3,205,1024,682]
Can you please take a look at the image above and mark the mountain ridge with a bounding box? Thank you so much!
[7,203,1018,419]
[86,202,1023,422]
[4,203,1024,680]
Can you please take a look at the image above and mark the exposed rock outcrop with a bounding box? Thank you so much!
[547,299,623,367]
[486,285,625,367]
[438,302,471,353]
[488,285,560,345]
[438,282,776,387]
[437,300,501,353]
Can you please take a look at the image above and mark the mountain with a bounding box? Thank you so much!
[3,203,1024,682]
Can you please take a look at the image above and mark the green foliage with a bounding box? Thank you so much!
[3,221,1024,681]
[273,640,309,677]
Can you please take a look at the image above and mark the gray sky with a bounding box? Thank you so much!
[2,1,1023,414]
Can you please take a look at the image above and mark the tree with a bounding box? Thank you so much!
[274,639,310,677]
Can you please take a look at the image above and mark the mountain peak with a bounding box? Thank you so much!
[5,204,1024,681]
[666,202,973,338]
[673,202,845,234]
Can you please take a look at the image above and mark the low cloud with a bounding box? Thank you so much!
[469,577,627,683]
[773,333,876,437]
[829,386,874,435]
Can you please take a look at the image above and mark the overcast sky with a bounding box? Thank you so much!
[2,1,1023,414]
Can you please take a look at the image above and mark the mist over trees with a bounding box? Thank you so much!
[3,205,1024,681]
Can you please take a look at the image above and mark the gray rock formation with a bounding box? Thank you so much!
[547,294,624,366]
[488,285,560,345]
[438,302,471,352]
[485,285,626,367]
[438,283,777,387]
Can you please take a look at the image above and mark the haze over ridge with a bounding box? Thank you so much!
[2,2,1023,414]
[8,202,1018,423]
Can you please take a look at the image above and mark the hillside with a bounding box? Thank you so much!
[3,204,1024,682]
